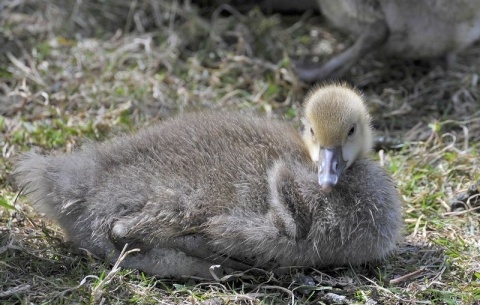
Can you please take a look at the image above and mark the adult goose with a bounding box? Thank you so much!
[297,0,480,81]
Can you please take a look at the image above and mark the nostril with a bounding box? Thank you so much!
[333,161,338,171]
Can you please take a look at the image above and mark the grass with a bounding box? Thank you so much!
[1,0,480,304]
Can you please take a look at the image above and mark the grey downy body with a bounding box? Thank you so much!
[14,85,402,279]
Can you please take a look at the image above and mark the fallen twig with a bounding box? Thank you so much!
[389,267,426,285]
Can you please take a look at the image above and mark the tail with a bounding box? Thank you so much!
[13,150,97,224]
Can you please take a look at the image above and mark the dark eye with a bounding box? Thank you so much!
[310,127,315,137]
[348,125,355,136]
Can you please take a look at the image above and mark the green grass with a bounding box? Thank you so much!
[1,0,480,304]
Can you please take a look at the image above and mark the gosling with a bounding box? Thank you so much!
[297,0,480,81]
[14,83,402,279]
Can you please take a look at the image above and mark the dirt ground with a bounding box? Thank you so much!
[1,1,479,304]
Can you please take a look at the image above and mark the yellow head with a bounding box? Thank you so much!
[302,83,373,192]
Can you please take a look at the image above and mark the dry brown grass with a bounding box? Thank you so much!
[1,0,480,304]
